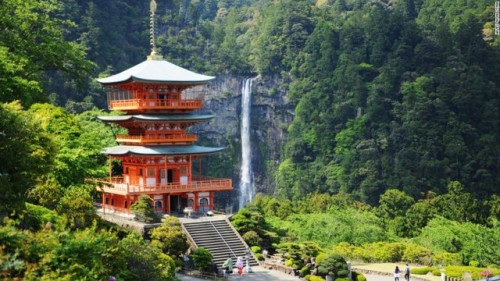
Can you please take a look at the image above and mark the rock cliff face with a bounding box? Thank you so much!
[192,75,294,197]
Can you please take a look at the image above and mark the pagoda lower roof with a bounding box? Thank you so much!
[98,114,215,123]
[103,145,225,156]
[97,59,215,85]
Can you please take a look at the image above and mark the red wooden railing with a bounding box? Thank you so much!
[96,177,232,195]
[108,98,203,111]
[116,134,197,144]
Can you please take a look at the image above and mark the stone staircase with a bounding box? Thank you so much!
[182,218,259,268]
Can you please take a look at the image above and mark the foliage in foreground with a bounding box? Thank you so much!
[0,205,176,280]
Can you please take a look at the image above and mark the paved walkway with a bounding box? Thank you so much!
[177,263,443,281]
[177,266,299,281]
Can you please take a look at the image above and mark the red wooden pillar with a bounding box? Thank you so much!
[102,193,106,215]
[194,192,199,212]
[209,191,214,211]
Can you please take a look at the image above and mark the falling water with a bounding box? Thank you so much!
[239,78,253,209]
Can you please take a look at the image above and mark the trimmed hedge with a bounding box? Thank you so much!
[411,267,436,275]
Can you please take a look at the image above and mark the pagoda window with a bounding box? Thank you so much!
[139,169,143,176]
[147,168,155,177]
[125,167,129,174]
[154,201,162,209]
[200,198,208,206]
[105,198,109,204]
[124,201,128,208]
[180,167,187,175]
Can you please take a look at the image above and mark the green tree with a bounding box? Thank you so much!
[0,0,94,107]
[150,216,189,257]
[317,253,349,279]
[378,189,415,221]
[191,248,213,272]
[0,102,55,214]
[57,185,96,229]
[130,195,159,223]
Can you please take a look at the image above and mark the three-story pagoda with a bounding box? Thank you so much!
[96,0,232,215]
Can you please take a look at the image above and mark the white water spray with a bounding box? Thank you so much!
[239,78,254,209]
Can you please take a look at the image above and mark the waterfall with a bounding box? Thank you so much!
[239,78,253,209]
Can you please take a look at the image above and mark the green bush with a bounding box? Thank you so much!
[255,253,265,261]
[309,275,326,281]
[356,273,367,281]
[411,267,435,275]
[318,254,349,279]
[301,266,310,277]
[316,253,328,265]
[432,269,442,276]
[433,251,461,266]
[336,278,351,281]
[285,259,294,267]
[443,266,500,280]
[191,248,213,272]
[251,246,262,254]
[242,230,262,246]
[402,244,432,264]
[469,261,480,267]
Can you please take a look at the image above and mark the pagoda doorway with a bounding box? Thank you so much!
[160,169,174,184]
[170,195,187,214]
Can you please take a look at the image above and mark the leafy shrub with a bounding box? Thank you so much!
[402,244,432,264]
[191,248,213,272]
[301,266,310,277]
[318,254,349,279]
[309,275,326,281]
[131,195,160,223]
[285,259,294,267]
[251,246,262,254]
[336,278,351,281]
[242,230,262,246]
[255,253,265,261]
[411,267,435,275]
[356,272,367,281]
[432,269,442,276]
[433,251,461,266]
[316,253,328,265]
[469,261,479,267]
[445,266,500,280]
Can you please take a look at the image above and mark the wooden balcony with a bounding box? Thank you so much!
[108,98,203,111]
[116,134,197,144]
[96,177,232,196]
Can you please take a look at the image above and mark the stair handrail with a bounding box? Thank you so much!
[223,218,259,264]
[180,223,198,249]
[210,219,238,260]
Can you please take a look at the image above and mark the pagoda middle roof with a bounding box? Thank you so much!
[98,114,215,123]
[97,59,215,85]
[103,145,225,156]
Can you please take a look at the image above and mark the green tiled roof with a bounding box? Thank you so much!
[103,145,225,156]
[97,59,215,85]
[98,114,215,122]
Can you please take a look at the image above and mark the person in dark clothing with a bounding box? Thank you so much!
[395,266,401,281]
[404,264,410,281]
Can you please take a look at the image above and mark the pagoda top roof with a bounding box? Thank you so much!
[97,59,215,85]
[98,114,215,123]
[103,145,225,156]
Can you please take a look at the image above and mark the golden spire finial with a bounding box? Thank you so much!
[147,0,163,60]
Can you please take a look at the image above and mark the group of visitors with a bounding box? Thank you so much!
[222,256,246,277]
[395,264,411,281]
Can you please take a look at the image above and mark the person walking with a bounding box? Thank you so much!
[395,266,401,281]
[236,257,244,276]
[222,257,233,277]
[404,264,410,281]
